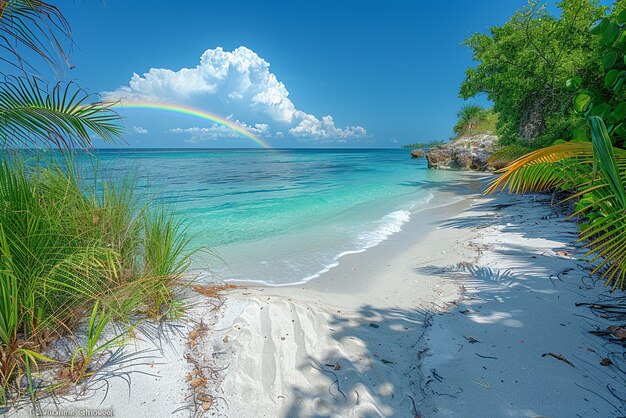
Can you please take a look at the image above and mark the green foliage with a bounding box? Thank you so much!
[69,302,126,382]
[0,0,72,74]
[0,0,194,410]
[487,4,626,288]
[0,156,194,407]
[0,76,122,149]
[460,0,607,146]
[487,144,534,167]
[566,4,626,148]
[402,140,446,148]
[453,105,498,137]
[0,1,122,151]
[487,117,626,289]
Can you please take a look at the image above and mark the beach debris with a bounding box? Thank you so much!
[222,335,229,343]
[475,353,498,360]
[324,362,341,370]
[192,283,237,298]
[542,352,574,367]
[431,368,444,382]
[406,394,420,417]
[192,283,236,311]
[555,250,572,257]
[464,335,480,344]
[369,323,380,328]
[187,321,208,349]
[196,391,214,411]
[190,375,207,388]
[600,358,613,366]
[201,399,213,411]
[314,361,347,399]
[185,323,221,414]
[471,379,492,390]
[381,359,396,364]
[608,325,626,340]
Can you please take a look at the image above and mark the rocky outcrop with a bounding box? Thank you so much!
[410,149,425,158]
[425,134,501,171]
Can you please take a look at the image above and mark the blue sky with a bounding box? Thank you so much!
[56,1,573,148]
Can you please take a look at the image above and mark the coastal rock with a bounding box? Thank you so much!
[425,134,501,171]
[410,149,425,158]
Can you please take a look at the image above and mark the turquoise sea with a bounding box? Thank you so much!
[94,149,457,285]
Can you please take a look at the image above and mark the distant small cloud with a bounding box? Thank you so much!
[170,121,272,143]
[133,126,148,134]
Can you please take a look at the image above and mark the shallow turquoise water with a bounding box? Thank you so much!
[93,149,456,285]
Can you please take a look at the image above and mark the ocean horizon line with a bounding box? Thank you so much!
[1,147,416,152]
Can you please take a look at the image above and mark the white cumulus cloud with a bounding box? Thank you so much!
[289,113,367,139]
[133,126,148,134]
[105,46,366,141]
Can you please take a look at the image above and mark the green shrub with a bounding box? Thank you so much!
[0,154,194,407]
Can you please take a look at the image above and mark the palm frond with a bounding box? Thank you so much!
[0,76,123,149]
[486,116,626,289]
[0,0,72,75]
[487,144,534,167]
[588,116,626,207]
[486,141,626,194]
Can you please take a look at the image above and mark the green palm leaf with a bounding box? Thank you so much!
[588,116,626,207]
[0,76,122,148]
[486,116,626,289]
[0,0,72,74]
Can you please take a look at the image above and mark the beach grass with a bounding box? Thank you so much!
[0,153,194,408]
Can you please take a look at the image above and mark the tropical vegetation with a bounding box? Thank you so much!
[402,140,446,149]
[480,0,626,289]
[460,0,610,148]
[0,0,194,410]
[452,105,498,138]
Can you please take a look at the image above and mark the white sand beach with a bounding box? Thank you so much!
[27,175,624,417]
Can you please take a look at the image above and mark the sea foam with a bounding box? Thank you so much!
[357,209,412,249]
[279,208,417,286]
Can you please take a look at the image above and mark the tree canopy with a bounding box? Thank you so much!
[460,0,608,147]
[452,104,497,137]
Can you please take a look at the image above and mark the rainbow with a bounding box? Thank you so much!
[110,100,272,148]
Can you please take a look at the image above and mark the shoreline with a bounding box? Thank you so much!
[202,175,623,417]
[218,172,485,290]
[24,174,624,417]
[191,174,497,417]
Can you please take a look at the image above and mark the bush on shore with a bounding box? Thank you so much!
[487,4,626,290]
[0,154,193,408]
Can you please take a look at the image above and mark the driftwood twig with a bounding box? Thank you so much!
[542,352,574,367]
